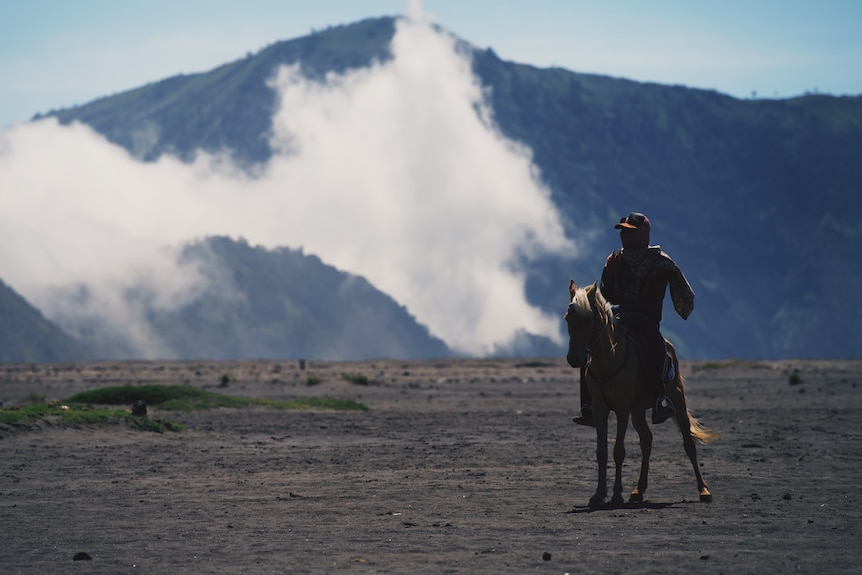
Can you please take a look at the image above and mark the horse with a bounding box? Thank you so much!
[564,280,717,508]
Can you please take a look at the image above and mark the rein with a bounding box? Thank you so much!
[585,305,629,384]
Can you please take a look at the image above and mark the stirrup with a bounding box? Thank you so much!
[572,407,594,427]
[652,396,676,424]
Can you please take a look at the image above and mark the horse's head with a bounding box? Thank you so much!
[564,280,605,368]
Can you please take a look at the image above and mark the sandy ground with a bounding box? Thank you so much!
[1,357,860,574]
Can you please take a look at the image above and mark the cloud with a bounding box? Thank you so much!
[0,11,577,358]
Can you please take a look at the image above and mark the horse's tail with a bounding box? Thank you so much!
[666,340,719,445]
[686,408,719,445]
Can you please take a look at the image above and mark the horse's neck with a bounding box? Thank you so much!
[588,312,628,376]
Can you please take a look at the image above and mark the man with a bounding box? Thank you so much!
[574,212,695,426]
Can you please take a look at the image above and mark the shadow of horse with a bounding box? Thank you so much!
[565,499,699,514]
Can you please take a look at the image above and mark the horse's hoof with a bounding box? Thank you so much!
[629,492,644,504]
[700,491,713,503]
[588,494,606,509]
[611,493,625,506]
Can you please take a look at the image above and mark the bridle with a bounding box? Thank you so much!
[568,297,628,384]
[567,298,609,356]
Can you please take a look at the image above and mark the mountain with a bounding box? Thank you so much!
[471,57,862,359]
[0,279,91,362]
[41,16,862,359]
[142,236,449,361]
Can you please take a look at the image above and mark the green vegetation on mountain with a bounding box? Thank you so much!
[470,48,862,358]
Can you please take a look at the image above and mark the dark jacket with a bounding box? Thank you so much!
[600,246,694,388]
[600,246,694,326]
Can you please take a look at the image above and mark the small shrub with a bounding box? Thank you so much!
[788,370,802,385]
[342,373,370,386]
[306,375,322,386]
[25,392,47,405]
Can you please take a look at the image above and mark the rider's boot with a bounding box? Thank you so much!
[652,396,676,424]
[652,357,677,424]
[573,404,594,427]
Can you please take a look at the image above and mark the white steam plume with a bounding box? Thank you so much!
[0,11,577,357]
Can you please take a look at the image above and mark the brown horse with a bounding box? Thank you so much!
[565,280,716,508]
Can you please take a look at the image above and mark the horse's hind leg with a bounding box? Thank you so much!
[611,411,629,507]
[666,340,712,502]
[629,410,652,503]
[673,392,712,502]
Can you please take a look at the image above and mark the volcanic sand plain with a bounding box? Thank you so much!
[1,357,860,574]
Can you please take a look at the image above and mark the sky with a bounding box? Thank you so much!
[0,0,860,358]
[2,0,861,128]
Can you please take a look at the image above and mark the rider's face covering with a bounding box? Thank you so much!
[620,227,649,249]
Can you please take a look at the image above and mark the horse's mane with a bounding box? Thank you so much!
[592,283,612,322]
[570,284,593,318]
[570,282,615,348]
[572,282,612,324]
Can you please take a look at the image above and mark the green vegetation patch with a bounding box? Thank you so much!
[305,374,322,386]
[341,373,371,386]
[1,385,368,436]
[64,384,369,412]
[0,403,181,433]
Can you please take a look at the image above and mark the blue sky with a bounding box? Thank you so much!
[1,0,860,128]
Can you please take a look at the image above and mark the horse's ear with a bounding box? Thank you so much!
[585,281,597,304]
[569,280,577,298]
[593,282,607,307]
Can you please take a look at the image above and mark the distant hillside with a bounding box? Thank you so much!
[0,279,90,362]
[44,16,862,359]
[142,237,451,361]
[470,53,862,358]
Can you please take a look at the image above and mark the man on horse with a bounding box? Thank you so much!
[574,212,695,427]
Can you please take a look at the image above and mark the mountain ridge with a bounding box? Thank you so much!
[0,279,91,362]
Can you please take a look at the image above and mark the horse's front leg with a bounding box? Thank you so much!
[590,407,610,508]
[611,410,629,506]
[629,410,652,503]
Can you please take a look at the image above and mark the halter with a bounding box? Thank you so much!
[567,298,610,357]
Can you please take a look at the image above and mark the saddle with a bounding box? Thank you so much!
[613,311,672,398]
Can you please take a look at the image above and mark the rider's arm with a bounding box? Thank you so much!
[599,252,621,304]
[666,257,695,320]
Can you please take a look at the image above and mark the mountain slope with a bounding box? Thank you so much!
[469,51,862,358]
[0,279,91,362]
[43,16,862,359]
[45,18,397,165]
[144,237,451,361]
